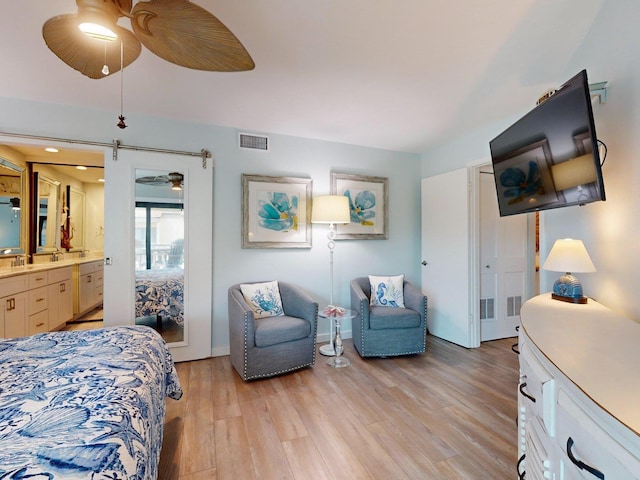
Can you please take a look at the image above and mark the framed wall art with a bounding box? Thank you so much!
[331,172,388,240]
[242,174,312,248]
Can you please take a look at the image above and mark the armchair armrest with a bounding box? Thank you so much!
[278,282,318,330]
[403,281,427,325]
[350,279,371,329]
[228,285,257,348]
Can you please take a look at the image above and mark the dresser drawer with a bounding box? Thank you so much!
[520,342,556,437]
[28,310,49,335]
[28,286,49,314]
[557,389,640,479]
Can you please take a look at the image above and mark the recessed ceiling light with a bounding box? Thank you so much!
[45,147,58,153]
[76,166,88,170]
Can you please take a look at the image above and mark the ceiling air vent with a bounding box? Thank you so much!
[239,132,269,152]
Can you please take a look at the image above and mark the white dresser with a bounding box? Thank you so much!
[518,294,640,479]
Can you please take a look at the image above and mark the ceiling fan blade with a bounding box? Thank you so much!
[136,175,171,186]
[43,14,142,79]
[131,0,254,72]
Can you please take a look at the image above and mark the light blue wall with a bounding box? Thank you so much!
[0,96,422,352]
[421,0,640,321]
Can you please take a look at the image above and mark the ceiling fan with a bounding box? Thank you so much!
[42,0,255,79]
[136,172,184,190]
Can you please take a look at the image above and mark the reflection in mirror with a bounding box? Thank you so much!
[134,169,185,344]
[0,158,25,254]
[34,172,61,252]
[63,186,86,251]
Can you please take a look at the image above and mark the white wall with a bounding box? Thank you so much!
[422,0,640,321]
[0,97,422,353]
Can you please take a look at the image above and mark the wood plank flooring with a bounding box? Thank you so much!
[159,335,519,479]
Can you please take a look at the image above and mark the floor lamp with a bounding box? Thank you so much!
[311,195,351,356]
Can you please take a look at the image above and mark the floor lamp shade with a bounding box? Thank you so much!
[542,238,596,303]
[311,195,350,224]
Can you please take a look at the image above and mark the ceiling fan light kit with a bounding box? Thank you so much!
[42,0,255,80]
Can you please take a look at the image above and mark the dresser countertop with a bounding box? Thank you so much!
[521,293,640,436]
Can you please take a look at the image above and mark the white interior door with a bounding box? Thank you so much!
[479,168,528,341]
[421,168,477,348]
[103,149,212,362]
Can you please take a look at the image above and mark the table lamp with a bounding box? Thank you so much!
[311,195,350,355]
[542,238,596,304]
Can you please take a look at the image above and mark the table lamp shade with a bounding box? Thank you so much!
[311,195,350,224]
[542,238,596,273]
[542,238,595,303]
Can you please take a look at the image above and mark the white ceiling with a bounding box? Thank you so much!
[0,0,607,154]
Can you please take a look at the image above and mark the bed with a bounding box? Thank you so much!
[0,325,182,479]
[135,268,184,328]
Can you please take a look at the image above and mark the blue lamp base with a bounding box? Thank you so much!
[551,273,588,304]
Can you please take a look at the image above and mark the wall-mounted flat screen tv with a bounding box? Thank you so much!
[489,69,605,217]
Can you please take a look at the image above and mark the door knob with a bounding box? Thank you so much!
[421,261,428,266]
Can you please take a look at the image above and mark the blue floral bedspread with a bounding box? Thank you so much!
[0,326,182,479]
[136,268,184,327]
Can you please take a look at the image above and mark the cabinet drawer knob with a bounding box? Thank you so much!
[567,437,605,479]
[36,322,45,328]
[518,381,536,403]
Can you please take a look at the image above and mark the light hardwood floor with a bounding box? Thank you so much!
[159,335,519,479]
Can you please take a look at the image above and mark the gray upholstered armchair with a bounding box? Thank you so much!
[228,281,318,381]
[350,276,427,357]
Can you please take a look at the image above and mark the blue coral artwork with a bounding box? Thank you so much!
[242,175,312,248]
[331,173,388,239]
[344,189,376,226]
[258,192,298,232]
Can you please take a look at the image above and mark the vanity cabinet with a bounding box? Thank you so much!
[518,294,640,479]
[0,275,29,338]
[47,267,73,331]
[0,266,74,338]
[74,260,103,318]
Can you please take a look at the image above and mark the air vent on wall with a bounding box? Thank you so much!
[239,132,269,151]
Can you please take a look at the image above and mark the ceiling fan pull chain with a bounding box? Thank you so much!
[117,39,127,129]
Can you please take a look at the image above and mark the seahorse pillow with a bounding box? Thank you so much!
[240,281,285,318]
[369,275,405,308]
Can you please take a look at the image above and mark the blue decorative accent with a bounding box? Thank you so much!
[344,190,376,225]
[258,192,298,231]
[553,273,583,298]
[0,326,182,478]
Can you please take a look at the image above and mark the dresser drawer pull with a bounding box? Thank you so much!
[567,437,605,479]
[519,382,536,403]
[35,322,45,328]
[36,298,45,302]
[516,453,526,479]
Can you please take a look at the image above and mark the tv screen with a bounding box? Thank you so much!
[489,69,605,217]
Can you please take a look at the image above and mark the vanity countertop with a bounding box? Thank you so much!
[0,257,104,280]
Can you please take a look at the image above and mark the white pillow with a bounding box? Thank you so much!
[240,281,285,318]
[369,275,405,308]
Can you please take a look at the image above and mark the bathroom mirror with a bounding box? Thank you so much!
[33,172,61,252]
[0,157,25,254]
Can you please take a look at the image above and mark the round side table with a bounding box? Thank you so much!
[320,306,355,368]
